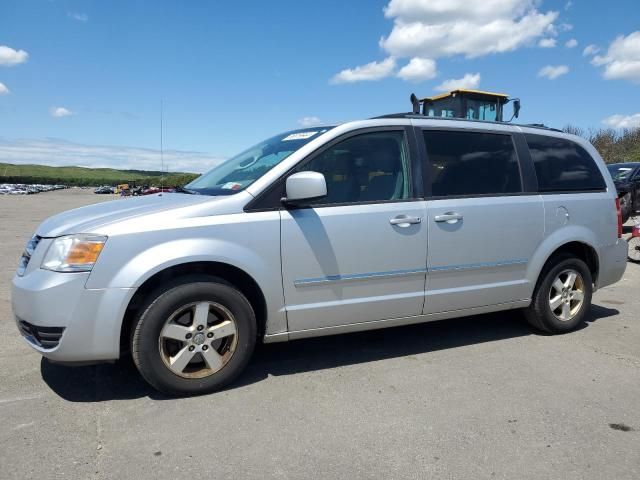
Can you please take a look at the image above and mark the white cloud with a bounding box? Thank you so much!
[565,1,573,10]
[384,0,538,23]
[330,57,397,84]
[397,57,437,82]
[592,31,640,84]
[379,0,559,59]
[68,12,88,22]
[0,45,29,66]
[50,107,74,118]
[603,113,640,130]
[538,64,569,79]
[583,44,600,56]
[435,73,480,91]
[565,38,578,48]
[298,116,322,127]
[538,38,557,48]
[0,82,9,95]
[0,138,225,173]
[331,0,558,83]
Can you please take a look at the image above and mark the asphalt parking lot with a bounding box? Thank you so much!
[1,189,639,480]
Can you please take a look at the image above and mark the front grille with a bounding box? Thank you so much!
[17,320,65,349]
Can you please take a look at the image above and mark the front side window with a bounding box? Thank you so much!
[186,127,334,195]
[525,134,606,192]
[297,131,411,205]
[423,130,522,197]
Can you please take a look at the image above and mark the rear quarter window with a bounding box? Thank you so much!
[525,134,606,192]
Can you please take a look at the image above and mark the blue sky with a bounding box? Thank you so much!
[0,0,638,172]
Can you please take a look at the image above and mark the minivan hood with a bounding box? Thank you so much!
[36,193,218,237]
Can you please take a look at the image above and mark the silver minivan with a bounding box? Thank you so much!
[12,116,628,395]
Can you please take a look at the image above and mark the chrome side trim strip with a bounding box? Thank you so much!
[293,259,528,287]
[293,268,427,288]
[428,258,528,273]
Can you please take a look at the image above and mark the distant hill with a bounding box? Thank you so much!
[0,163,200,187]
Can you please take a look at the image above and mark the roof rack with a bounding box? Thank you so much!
[370,113,561,132]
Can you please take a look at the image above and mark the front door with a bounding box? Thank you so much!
[419,128,544,314]
[280,129,428,332]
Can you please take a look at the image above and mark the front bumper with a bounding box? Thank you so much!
[596,239,628,290]
[12,269,134,362]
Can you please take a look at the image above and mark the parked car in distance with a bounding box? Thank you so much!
[12,116,627,396]
[94,186,114,194]
[607,162,640,223]
[1,183,66,195]
[141,186,175,195]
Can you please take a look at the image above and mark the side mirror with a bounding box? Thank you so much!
[283,171,327,206]
[513,99,521,119]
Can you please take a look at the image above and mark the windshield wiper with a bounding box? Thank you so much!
[174,185,198,195]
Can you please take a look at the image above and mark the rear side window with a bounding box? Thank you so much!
[423,130,522,197]
[525,134,606,192]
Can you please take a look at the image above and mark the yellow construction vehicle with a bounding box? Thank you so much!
[410,89,520,123]
[115,183,130,195]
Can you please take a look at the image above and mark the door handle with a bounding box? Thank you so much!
[434,212,463,223]
[390,215,422,227]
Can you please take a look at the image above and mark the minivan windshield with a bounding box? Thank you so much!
[186,127,334,195]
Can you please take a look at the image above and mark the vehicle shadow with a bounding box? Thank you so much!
[40,303,619,402]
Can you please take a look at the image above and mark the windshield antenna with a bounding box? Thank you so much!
[160,99,164,196]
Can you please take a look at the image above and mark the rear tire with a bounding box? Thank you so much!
[524,254,593,334]
[132,276,256,396]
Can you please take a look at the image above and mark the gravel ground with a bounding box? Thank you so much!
[1,189,639,480]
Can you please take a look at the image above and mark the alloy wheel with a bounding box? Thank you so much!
[158,301,238,378]
[548,269,585,322]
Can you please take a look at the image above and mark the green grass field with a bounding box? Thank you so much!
[0,162,199,187]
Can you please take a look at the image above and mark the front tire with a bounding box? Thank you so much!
[525,255,593,334]
[132,276,257,396]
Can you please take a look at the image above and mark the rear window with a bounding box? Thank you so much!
[423,130,522,197]
[525,134,606,192]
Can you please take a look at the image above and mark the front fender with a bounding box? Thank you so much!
[89,237,269,289]
[85,212,287,335]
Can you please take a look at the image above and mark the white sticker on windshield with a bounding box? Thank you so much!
[222,182,242,190]
[283,131,318,141]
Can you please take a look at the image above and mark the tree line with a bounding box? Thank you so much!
[0,173,200,187]
[563,125,640,164]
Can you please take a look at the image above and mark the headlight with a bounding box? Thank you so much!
[41,234,107,273]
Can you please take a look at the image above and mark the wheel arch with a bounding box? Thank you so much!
[119,261,268,357]
[543,241,598,280]
[528,230,600,293]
